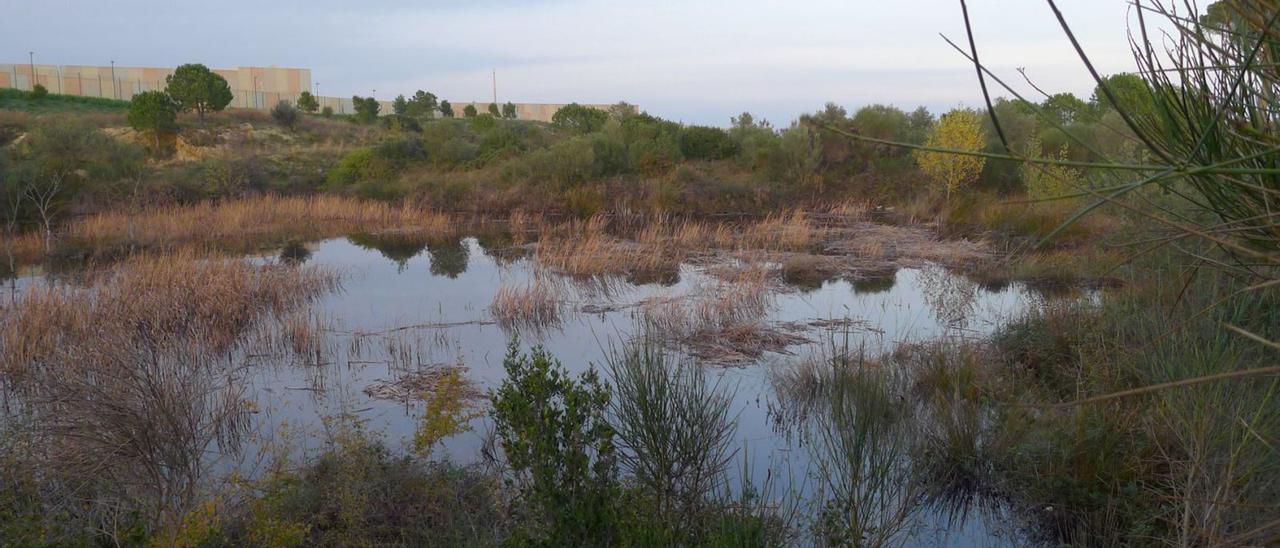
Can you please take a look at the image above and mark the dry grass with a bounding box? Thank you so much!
[69,194,454,250]
[364,362,481,403]
[0,251,339,537]
[742,210,822,252]
[0,251,339,377]
[638,264,804,365]
[490,275,569,334]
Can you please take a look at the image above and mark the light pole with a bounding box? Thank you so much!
[28,52,34,91]
[110,60,117,99]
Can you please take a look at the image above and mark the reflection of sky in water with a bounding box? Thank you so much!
[245,236,1047,545]
[10,236,1060,546]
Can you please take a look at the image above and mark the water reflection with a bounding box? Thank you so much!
[280,239,313,265]
[347,232,431,271]
[426,237,470,278]
[850,268,899,295]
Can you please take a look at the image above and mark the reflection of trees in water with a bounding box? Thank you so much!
[917,265,979,329]
[280,239,312,265]
[347,232,430,272]
[850,268,899,295]
[475,231,529,267]
[427,237,471,278]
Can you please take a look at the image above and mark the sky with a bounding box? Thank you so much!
[5,0,1149,126]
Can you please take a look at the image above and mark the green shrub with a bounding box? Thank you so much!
[490,343,619,545]
[629,134,683,176]
[552,103,609,134]
[224,422,505,546]
[470,113,496,130]
[270,100,301,130]
[678,125,738,160]
[421,119,479,169]
[30,84,48,99]
[373,136,427,164]
[326,148,394,187]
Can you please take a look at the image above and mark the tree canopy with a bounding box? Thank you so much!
[552,104,609,134]
[914,109,987,198]
[127,91,179,150]
[164,64,232,121]
[296,91,319,113]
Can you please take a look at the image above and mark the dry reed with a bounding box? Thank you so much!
[490,275,569,334]
[38,195,455,262]
[0,251,339,377]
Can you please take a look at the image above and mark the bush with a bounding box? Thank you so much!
[270,100,300,130]
[30,84,48,100]
[326,148,394,188]
[321,106,334,117]
[678,125,738,160]
[552,103,609,134]
[222,423,506,546]
[421,120,479,169]
[490,343,619,545]
[373,136,427,164]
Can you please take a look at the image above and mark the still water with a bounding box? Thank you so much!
[237,235,1057,545]
[8,234,1066,545]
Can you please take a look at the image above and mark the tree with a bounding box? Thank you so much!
[487,103,501,117]
[296,91,319,113]
[408,90,438,118]
[164,64,232,122]
[502,101,517,119]
[552,103,609,134]
[463,104,478,118]
[352,95,380,123]
[1041,92,1092,126]
[439,100,454,118]
[1090,73,1155,119]
[393,94,409,116]
[128,91,178,151]
[914,109,987,199]
[608,102,638,120]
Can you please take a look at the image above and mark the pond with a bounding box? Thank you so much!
[239,235,1056,545]
[5,232,1074,545]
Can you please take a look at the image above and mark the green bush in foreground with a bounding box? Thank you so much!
[491,342,619,545]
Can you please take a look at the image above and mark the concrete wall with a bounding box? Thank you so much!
[0,63,310,105]
[1,63,618,123]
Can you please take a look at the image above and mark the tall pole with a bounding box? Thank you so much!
[492,69,497,105]
[110,60,117,99]
[28,52,34,91]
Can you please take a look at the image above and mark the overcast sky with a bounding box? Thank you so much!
[6,0,1148,125]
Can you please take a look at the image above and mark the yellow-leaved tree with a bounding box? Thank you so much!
[914,109,987,198]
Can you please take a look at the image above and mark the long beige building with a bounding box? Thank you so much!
[1,63,614,123]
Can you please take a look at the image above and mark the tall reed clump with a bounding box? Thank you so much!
[489,275,568,334]
[776,346,923,547]
[605,339,737,543]
[535,214,684,279]
[0,253,339,544]
[56,195,456,260]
